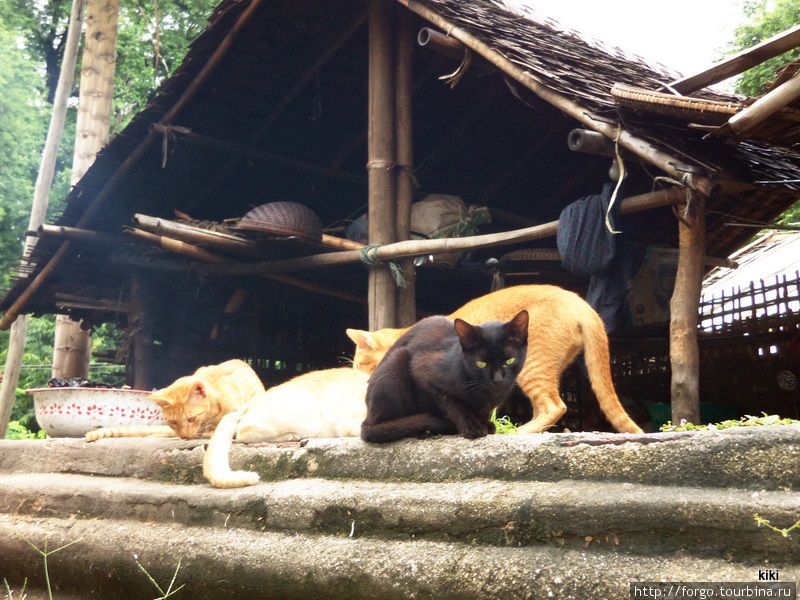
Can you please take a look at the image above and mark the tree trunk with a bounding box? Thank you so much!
[670,192,705,425]
[52,0,120,379]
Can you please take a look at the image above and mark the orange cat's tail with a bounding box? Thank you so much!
[582,313,644,434]
[85,425,175,442]
[203,406,260,488]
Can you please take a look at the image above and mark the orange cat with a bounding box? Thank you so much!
[85,359,265,441]
[347,285,642,434]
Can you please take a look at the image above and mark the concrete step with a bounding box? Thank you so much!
[0,513,793,600]
[0,472,798,562]
[1,425,799,490]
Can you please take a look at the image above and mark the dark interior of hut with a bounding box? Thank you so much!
[10,0,798,431]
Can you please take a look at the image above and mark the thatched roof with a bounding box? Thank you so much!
[3,0,800,321]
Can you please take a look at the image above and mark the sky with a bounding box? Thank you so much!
[513,0,749,91]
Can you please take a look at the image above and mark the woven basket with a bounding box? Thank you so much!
[611,83,743,125]
[233,202,323,243]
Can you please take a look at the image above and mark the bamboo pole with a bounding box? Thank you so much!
[395,6,416,327]
[416,27,491,71]
[38,224,120,246]
[150,124,366,185]
[367,0,398,330]
[397,0,713,195]
[132,214,364,255]
[716,71,800,138]
[669,24,800,95]
[124,228,367,306]
[669,192,706,425]
[0,0,266,331]
[205,186,687,276]
[0,0,84,437]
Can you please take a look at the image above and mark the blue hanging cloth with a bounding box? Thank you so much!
[556,182,640,332]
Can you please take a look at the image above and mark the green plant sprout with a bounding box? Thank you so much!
[490,408,519,434]
[134,555,185,599]
[3,576,28,600]
[24,535,84,600]
[661,413,800,432]
[754,514,800,538]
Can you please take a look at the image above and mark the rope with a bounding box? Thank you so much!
[359,243,408,288]
[605,128,625,235]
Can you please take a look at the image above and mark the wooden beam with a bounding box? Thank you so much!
[398,0,713,195]
[669,192,706,425]
[0,0,266,330]
[151,124,365,185]
[670,24,800,95]
[133,214,364,255]
[395,5,416,327]
[205,186,687,276]
[125,228,367,306]
[416,27,492,72]
[129,272,156,390]
[715,71,800,138]
[38,224,120,246]
[367,0,398,330]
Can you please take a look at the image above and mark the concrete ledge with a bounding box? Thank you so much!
[2,426,799,489]
[0,473,798,560]
[1,514,792,600]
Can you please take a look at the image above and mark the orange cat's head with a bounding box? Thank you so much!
[345,328,405,373]
[149,376,214,439]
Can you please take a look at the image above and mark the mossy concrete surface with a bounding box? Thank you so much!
[0,426,799,598]
[1,425,799,489]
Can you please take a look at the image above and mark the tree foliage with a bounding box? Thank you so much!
[730,0,800,97]
[729,0,800,225]
[1,1,216,434]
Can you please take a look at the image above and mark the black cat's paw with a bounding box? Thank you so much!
[461,424,489,439]
[486,421,496,435]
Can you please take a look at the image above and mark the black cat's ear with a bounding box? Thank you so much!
[504,310,529,344]
[454,318,480,349]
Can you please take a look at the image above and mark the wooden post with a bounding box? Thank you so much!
[669,191,706,425]
[53,0,120,379]
[129,273,156,390]
[395,5,416,326]
[367,0,398,330]
[0,0,84,436]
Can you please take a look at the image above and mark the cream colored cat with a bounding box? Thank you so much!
[203,367,368,488]
[347,285,642,435]
[86,359,264,441]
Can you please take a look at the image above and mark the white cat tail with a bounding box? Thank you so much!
[203,407,260,488]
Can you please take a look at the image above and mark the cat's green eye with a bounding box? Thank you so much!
[475,360,487,368]
[505,357,516,366]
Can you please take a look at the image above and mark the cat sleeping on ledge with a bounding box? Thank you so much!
[348,284,643,434]
[203,367,369,488]
[85,359,264,442]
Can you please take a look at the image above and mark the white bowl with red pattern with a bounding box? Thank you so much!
[28,387,166,438]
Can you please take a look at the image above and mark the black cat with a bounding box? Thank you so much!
[361,311,528,443]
